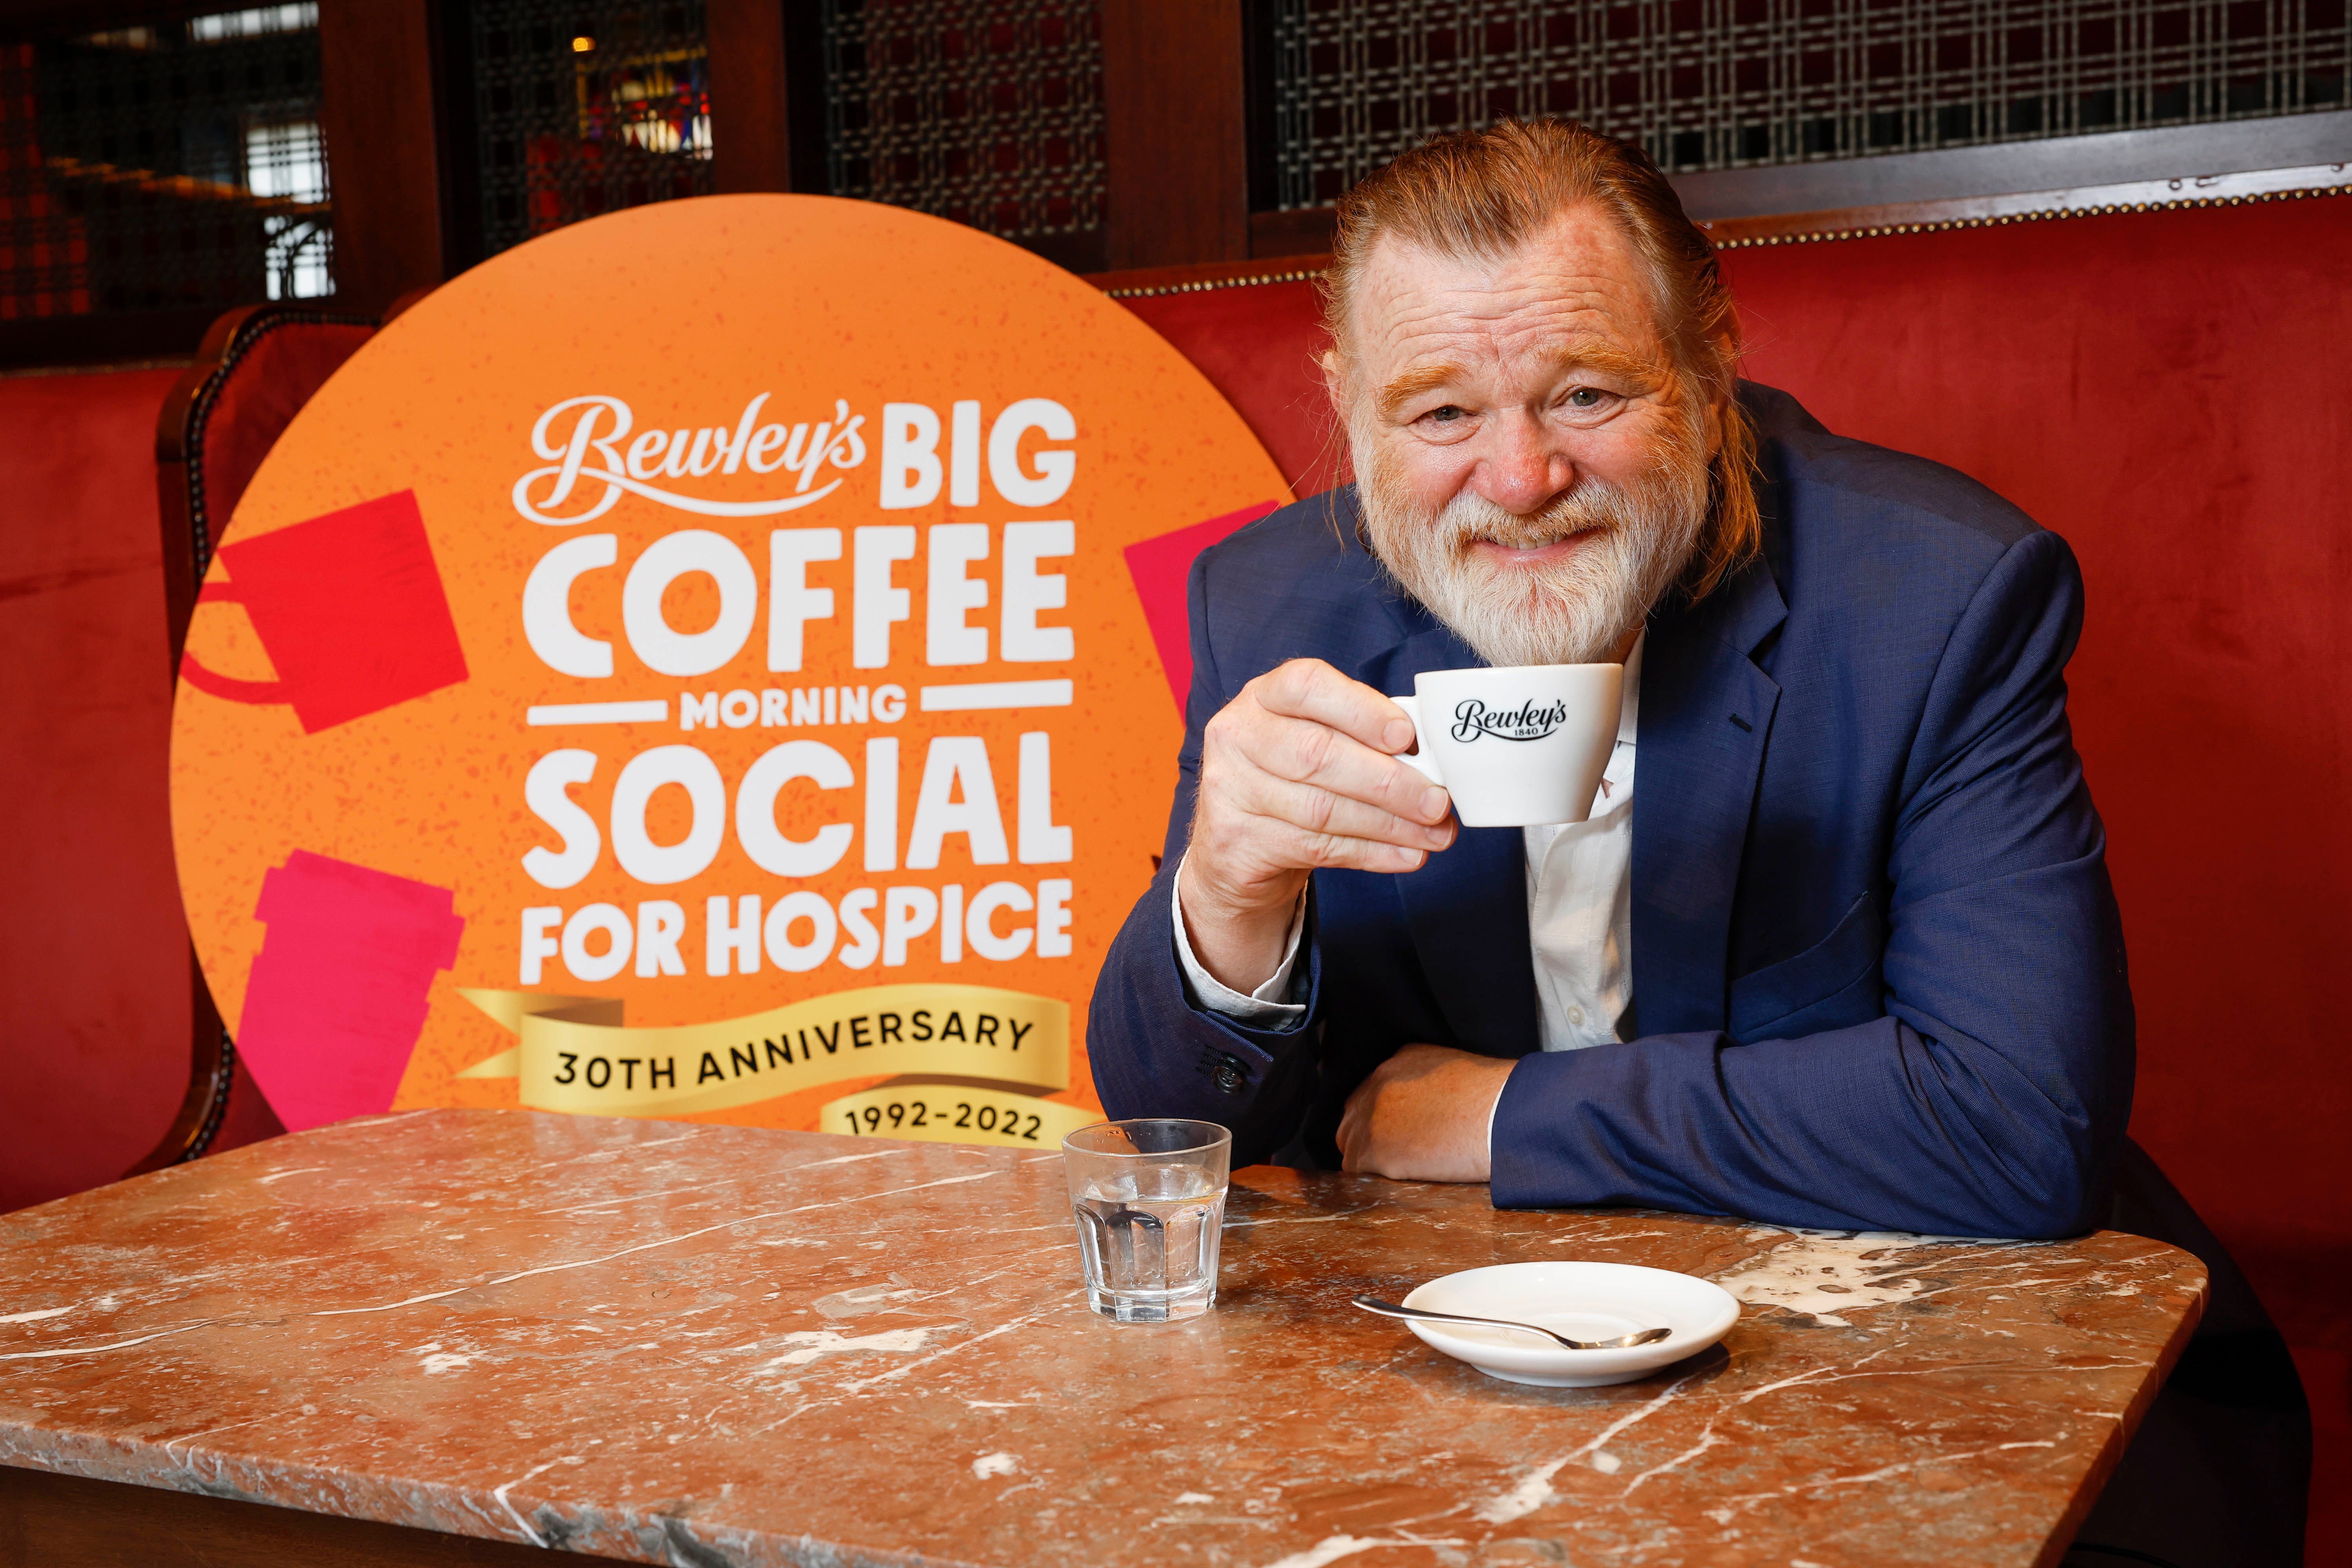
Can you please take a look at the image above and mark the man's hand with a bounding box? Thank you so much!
[1336,1044,1515,1183]
[1181,658,1455,993]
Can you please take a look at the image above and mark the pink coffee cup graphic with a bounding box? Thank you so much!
[237,850,465,1132]
[180,489,468,733]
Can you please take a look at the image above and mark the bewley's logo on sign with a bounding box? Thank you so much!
[1450,697,1570,743]
[514,394,869,526]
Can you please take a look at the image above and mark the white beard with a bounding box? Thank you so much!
[1356,422,1711,670]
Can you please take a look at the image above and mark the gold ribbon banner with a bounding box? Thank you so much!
[457,984,1068,1118]
[818,1084,1103,1150]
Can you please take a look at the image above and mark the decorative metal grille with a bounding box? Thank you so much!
[1,4,329,322]
[470,0,714,258]
[821,0,1107,241]
[1272,0,2352,207]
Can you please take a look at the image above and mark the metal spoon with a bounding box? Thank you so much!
[1351,1296,1674,1350]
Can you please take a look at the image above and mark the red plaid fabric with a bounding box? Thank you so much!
[0,41,91,319]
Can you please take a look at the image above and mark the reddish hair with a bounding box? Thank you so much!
[1323,118,1759,599]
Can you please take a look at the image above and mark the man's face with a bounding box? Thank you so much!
[1340,206,1717,668]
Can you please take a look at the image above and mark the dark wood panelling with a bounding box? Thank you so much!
[433,0,483,274]
[318,0,444,312]
[1025,228,1110,275]
[0,1464,555,1567]
[0,308,216,371]
[779,2,828,194]
[708,0,791,194]
[1250,205,1335,259]
[1100,0,1247,270]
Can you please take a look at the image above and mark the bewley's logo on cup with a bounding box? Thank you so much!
[1450,697,1571,744]
[513,394,869,526]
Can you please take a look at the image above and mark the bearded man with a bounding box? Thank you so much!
[1086,120,2306,1566]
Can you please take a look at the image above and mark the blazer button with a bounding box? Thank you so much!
[1213,1060,1246,1094]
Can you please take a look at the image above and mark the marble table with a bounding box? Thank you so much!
[0,1109,2203,1568]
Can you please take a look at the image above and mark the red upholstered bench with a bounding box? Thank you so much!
[0,305,379,1209]
[1111,207,2352,1303]
[0,361,194,1210]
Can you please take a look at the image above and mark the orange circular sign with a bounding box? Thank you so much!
[170,194,1287,1147]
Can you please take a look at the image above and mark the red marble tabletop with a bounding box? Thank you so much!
[0,1109,2201,1567]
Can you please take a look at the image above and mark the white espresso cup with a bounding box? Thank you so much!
[1392,664,1624,828]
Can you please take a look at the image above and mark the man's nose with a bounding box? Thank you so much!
[1471,412,1573,514]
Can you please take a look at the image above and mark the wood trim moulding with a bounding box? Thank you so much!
[1089,253,1329,298]
[154,303,279,661]
[0,1462,553,1566]
[1243,111,2352,261]
[1671,109,2352,220]
[1698,171,2352,249]
[0,357,195,379]
[1238,167,2352,262]
[0,0,220,33]
[137,300,377,1180]
[121,945,233,1179]
[0,305,226,370]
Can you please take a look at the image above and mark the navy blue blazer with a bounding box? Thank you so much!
[1089,384,2134,1240]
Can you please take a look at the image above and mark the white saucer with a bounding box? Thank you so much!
[1401,1261,1740,1387]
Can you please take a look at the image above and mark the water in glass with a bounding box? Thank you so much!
[1072,1167,1225,1323]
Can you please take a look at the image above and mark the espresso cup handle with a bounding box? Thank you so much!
[1390,693,1444,786]
[178,580,289,706]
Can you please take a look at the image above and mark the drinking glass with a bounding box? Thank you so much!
[1062,1119,1231,1323]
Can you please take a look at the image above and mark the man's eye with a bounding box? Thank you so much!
[1427,405,1463,423]
[1566,387,1608,409]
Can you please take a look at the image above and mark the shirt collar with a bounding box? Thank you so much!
[1617,631,1645,746]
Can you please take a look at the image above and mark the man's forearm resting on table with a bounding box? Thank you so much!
[1174,860,1509,1183]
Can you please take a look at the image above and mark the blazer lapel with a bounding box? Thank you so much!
[1354,626,1542,1056]
[1631,547,1787,1035]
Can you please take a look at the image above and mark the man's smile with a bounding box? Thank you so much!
[1465,527,1607,567]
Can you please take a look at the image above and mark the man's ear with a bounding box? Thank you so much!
[1318,345,1350,421]
[1317,346,1364,488]
[1704,330,1740,457]
[1694,359,1735,462]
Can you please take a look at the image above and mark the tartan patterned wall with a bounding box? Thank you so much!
[1271,0,2351,208]
[467,0,716,259]
[0,9,329,323]
[820,0,1107,243]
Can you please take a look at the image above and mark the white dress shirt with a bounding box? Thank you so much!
[1172,638,1645,1148]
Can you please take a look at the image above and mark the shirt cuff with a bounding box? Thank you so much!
[1171,851,1308,1026]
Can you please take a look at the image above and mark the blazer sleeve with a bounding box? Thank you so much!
[1492,529,2133,1238]
[1086,546,1328,1165]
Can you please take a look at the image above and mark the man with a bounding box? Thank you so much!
[1089,120,2304,1566]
